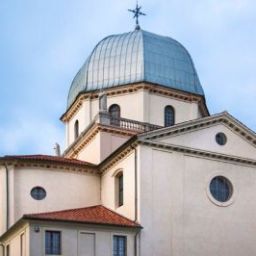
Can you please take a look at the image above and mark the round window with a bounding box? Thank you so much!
[215,132,227,145]
[210,176,232,202]
[31,186,46,200]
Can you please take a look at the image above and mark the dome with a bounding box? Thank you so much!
[67,29,204,108]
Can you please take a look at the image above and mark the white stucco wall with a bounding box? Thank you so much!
[106,89,201,125]
[65,87,202,151]
[77,133,101,164]
[67,100,88,146]
[77,131,129,164]
[0,225,29,256]
[148,93,200,125]
[101,151,136,221]
[11,167,100,227]
[100,132,130,162]
[0,221,136,256]
[29,222,136,256]
[107,90,145,122]
[158,123,256,159]
[138,144,256,256]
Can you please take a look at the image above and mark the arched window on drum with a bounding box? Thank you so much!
[109,104,121,126]
[164,105,175,127]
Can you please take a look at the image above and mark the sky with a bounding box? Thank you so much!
[0,0,255,156]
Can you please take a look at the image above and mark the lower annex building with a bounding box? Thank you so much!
[1,25,256,256]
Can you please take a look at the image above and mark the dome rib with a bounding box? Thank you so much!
[67,30,204,108]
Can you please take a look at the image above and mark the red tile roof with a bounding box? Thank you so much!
[0,154,95,167]
[24,205,141,228]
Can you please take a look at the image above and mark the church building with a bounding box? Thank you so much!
[1,6,256,256]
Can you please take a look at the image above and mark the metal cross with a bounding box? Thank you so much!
[128,2,146,30]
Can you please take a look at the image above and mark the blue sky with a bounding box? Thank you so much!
[0,0,255,156]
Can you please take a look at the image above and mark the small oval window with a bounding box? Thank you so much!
[31,186,46,200]
[215,132,227,145]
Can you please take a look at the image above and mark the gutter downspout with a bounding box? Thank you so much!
[4,164,9,230]
[132,145,139,256]
[133,146,138,222]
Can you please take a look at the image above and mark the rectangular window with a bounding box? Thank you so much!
[118,174,123,206]
[45,231,61,255]
[113,235,126,256]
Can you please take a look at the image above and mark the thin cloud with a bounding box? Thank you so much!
[0,0,255,156]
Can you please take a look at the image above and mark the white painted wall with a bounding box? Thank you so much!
[1,225,29,256]
[158,123,256,159]
[77,133,101,164]
[65,86,202,150]
[100,132,130,162]
[0,221,136,256]
[101,151,136,221]
[148,93,200,125]
[77,131,129,164]
[138,144,256,256]
[67,99,90,147]
[29,222,136,256]
[11,167,100,227]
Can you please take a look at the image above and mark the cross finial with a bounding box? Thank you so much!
[128,1,146,30]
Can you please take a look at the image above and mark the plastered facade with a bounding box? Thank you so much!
[101,151,136,221]
[76,131,130,164]
[65,86,203,147]
[137,142,256,256]
[0,166,100,235]
[157,123,256,159]
[0,221,136,256]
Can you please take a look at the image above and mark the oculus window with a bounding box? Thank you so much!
[215,132,227,145]
[210,176,232,202]
[31,186,46,200]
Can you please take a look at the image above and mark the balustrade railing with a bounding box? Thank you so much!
[97,112,162,133]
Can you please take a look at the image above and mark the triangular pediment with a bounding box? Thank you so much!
[139,112,256,160]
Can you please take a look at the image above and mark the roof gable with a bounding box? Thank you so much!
[139,112,256,160]
[24,205,140,228]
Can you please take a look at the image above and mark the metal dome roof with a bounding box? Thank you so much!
[67,29,204,108]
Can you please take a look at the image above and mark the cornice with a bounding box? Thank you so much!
[139,112,256,148]
[64,122,137,158]
[61,82,209,122]
[0,159,97,175]
[99,142,137,174]
[139,139,256,168]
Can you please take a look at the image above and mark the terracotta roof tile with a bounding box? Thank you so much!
[0,154,95,167]
[24,205,141,228]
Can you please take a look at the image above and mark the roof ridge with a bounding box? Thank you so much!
[99,205,140,224]
[138,111,256,148]
[0,155,97,169]
[24,204,102,217]
[22,205,141,229]
[25,205,139,225]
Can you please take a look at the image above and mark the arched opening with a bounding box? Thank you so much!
[164,105,175,127]
[74,120,79,139]
[115,171,124,207]
[109,104,121,126]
